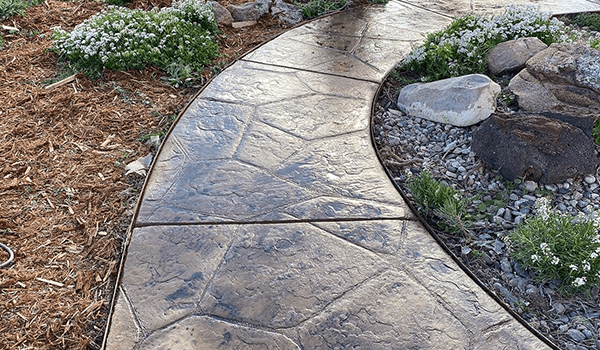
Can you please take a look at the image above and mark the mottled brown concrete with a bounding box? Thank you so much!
[104,0,600,348]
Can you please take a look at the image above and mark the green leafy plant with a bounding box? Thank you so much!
[593,119,600,145]
[508,198,600,294]
[160,61,197,87]
[294,0,346,19]
[400,5,566,82]
[106,0,131,6]
[51,0,219,79]
[0,0,43,19]
[572,12,600,32]
[407,169,472,234]
[0,0,25,19]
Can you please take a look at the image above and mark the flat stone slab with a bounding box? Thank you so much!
[400,0,600,16]
[109,221,551,349]
[244,2,452,81]
[104,1,569,349]
[137,62,413,225]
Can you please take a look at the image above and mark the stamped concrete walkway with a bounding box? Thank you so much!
[104,1,600,349]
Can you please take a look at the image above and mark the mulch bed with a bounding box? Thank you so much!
[0,1,292,348]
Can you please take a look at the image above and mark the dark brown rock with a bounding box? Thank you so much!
[472,113,599,184]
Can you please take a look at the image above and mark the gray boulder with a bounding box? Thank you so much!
[509,43,600,115]
[487,37,548,76]
[472,113,598,184]
[207,1,233,26]
[396,74,500,127]
[271,0,303,25]
[227,2,262,22]
[256,0,272,15]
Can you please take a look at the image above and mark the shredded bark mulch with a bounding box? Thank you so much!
[0,0,292,348]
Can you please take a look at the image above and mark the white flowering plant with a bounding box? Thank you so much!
[400,5,566,82]
[51,0,219,79]
[407,169,472,235]
[508,198,600,293]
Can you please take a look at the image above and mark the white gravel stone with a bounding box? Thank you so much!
[585,175,596,184]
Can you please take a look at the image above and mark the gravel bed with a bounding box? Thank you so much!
[372,98,600,350]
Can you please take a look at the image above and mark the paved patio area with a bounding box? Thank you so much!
[104,0,600,348]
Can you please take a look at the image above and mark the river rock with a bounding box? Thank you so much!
[509,43,600,117]
[487,37,548,76]
[396,74,500,127]
[208,1,234,25]
[472,113,599,184]
[226,2,262,22]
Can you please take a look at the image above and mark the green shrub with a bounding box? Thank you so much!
[508,198,600,293]
[51,0,219,78]
[572,12,600,32]
[400,5,566,82]
[407,169,471,234]
[294,0,346,19]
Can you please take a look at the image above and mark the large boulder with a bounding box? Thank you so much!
[396,74,500,127]
[207,1,233,26]
[271,0,303,25]
[509,43,600,117]
[226,2,262,22]
[487,37,548,76]
[256,0,272,15]
[472,113,598,184]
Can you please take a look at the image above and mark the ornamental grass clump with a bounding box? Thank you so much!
[407,169,471,235]
[51,0,219,78]
[400,5,566,82]
[508,198,600,294]
[294,0,346,19]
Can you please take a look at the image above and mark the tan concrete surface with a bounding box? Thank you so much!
[104,0,600,348]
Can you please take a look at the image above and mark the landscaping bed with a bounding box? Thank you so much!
[373,9,600,350]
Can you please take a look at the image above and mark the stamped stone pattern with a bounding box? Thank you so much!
[103,0,600,348]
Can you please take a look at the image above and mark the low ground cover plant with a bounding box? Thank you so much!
[0,0,41,20]
[407,169,471,235]
[508,198,600,294]
[51,0,219,78]
[294,0,346,19]
[400,5,566,81]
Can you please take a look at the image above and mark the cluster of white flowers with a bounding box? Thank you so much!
[535,197,551,220]
[52,0,218,75]
[401,5,565,79]
[573,276,587,287]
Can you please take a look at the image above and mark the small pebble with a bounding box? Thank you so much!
[582,329,593,339]
[584,175,596,184]
[566,329,586,342]
[524,180,538,191]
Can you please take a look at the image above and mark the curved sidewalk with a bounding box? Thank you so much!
[104,0,600,349]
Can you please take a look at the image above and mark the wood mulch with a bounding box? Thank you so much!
[0,0,292,348]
